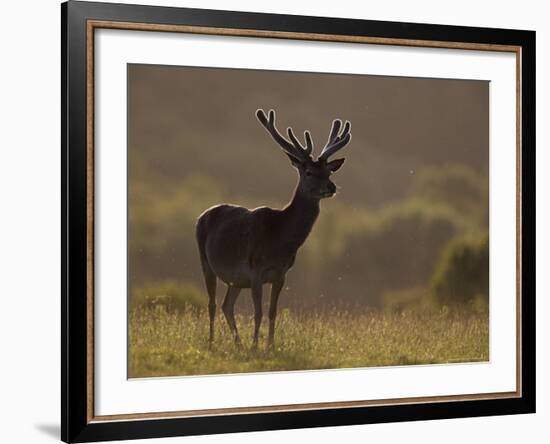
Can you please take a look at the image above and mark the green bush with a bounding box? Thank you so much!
[431,234,488,309]
[304,198,461,309]
[409,164,488,230]
[131,280,206,313]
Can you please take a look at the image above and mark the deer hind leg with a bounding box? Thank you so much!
[251,282,263,350]
[222,285,242,347]
[196,221,217,347]
[197,248,217,347]
[268,278,284,349]
[203,271,217,347]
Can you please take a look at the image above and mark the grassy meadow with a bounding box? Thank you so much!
[128,304,488,378]
[127,66,490,379]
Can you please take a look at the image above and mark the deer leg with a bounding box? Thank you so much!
[251,282,263,349]
[222,285,242,347]
[268,278,284,349]
[204,272,217,348]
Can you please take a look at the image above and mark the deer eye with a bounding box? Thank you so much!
[305,170,312,176]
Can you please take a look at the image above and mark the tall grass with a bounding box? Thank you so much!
[128,306,488,378]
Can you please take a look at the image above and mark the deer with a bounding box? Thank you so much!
[195,109,352,349]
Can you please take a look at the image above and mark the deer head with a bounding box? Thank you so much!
[256,109,352,200]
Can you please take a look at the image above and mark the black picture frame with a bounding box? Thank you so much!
[61,1,536,442]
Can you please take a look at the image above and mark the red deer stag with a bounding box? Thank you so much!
[196,109,352,349]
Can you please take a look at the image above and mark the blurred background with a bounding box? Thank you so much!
[128,64,489,315]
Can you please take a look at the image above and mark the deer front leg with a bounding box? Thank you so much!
[222,285,242,347]
[268,278,284,349]
[251,281,263,350]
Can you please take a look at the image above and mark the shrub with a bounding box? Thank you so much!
[431,234,488,309]
[315,199,459,309]
[131,280,206,313]
[409,164,488,229]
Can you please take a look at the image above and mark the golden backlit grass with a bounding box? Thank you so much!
[128,307,488,378]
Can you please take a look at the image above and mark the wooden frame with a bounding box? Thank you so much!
[62,1,536,442]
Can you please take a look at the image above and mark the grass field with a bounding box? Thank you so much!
[128,306,488,378]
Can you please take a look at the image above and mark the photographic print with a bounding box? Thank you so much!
[127,64,489,378]
[63,4,535,440]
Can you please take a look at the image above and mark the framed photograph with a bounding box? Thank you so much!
[61,1,535,442]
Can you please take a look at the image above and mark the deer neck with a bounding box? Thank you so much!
[281,184,320,249]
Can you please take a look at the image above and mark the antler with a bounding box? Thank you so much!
[318,119,352,161]
[256,109,313,162]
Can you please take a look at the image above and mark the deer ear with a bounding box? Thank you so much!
[327,158,345,172]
